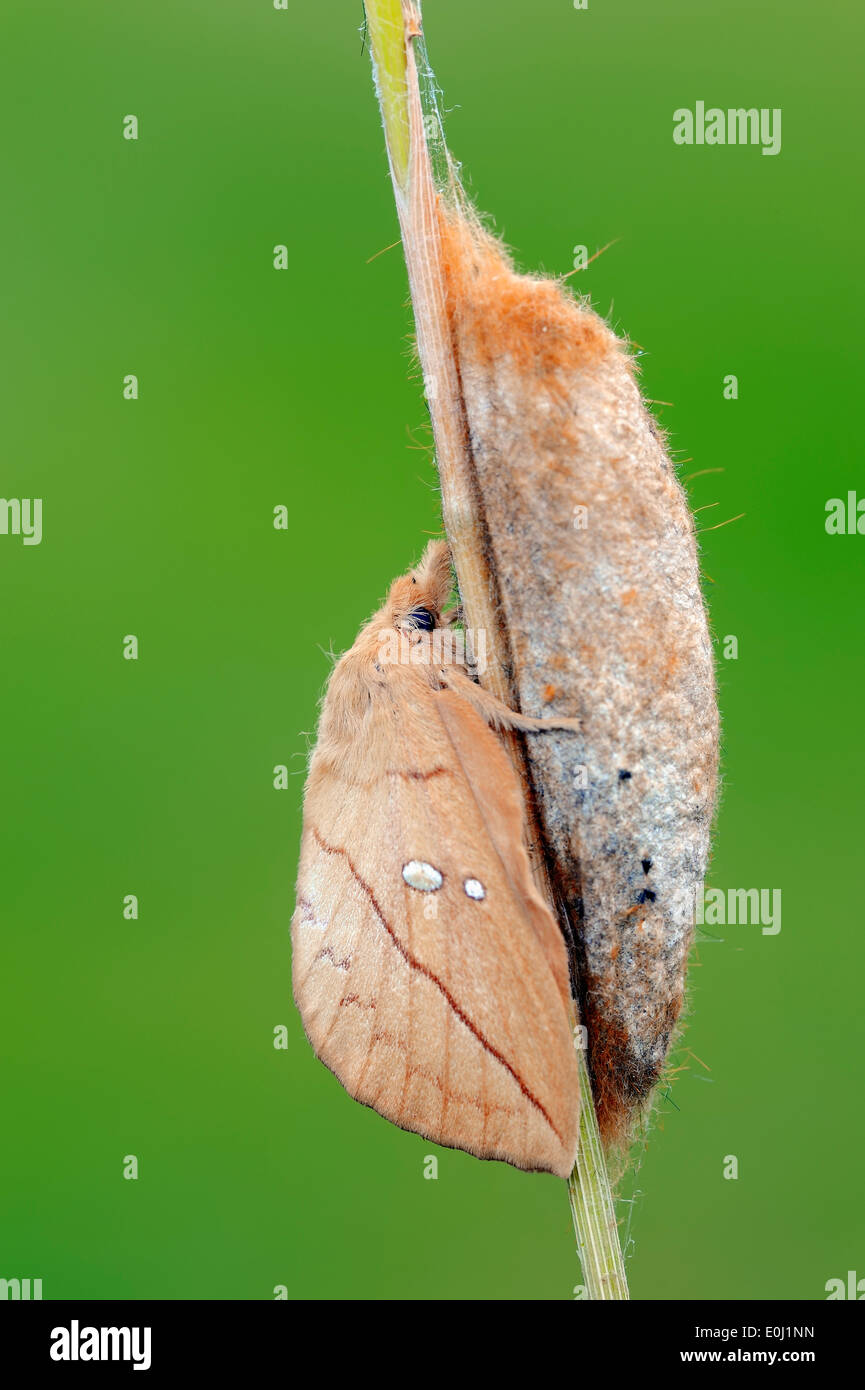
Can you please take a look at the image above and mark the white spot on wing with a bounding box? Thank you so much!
[464,878,485,900]
[402,860,443,893]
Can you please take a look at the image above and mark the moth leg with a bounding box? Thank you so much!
[436,664,580,734]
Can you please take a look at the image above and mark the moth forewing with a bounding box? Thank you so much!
[291,544,580,1177]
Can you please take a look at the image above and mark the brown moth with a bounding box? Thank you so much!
[291,541,581,1178]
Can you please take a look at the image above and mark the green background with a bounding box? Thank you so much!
[1,0,862,1301]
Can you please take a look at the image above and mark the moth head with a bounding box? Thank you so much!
[387,541,453,634]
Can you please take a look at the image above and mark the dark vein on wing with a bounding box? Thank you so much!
[311,825,562,1142]
[314,946,352,971]
[386,765,454,782]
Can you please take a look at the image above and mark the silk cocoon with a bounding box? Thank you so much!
[438,208,719,1145]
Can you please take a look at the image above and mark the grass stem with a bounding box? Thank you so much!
[364,0,629,1300]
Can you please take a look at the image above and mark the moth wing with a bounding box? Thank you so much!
[292,681,579,1177]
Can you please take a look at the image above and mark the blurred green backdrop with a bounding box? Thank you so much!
[1,0,862,1301]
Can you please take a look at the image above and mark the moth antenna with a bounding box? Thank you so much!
[416,538,453,610]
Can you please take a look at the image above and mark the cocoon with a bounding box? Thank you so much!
[437,208,719,1145]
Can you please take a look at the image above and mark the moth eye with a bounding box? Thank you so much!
[464,878,486,901]
[407,607,436,632]
[402,860,443,892]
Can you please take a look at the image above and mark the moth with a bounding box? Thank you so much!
[291,541,581,1178]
